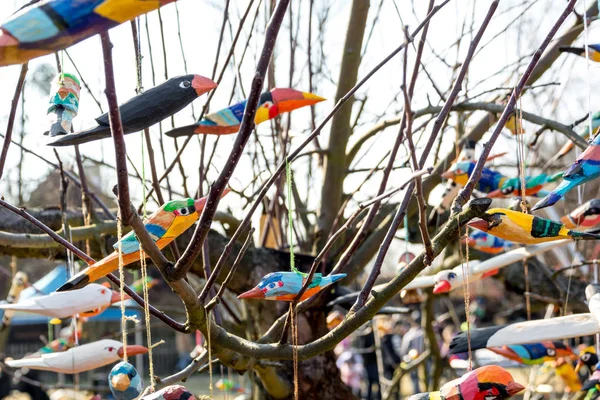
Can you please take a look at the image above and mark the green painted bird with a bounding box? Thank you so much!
[57,190,229,292]
[468,208,600,245]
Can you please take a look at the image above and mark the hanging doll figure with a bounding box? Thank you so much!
[45,73,80,137]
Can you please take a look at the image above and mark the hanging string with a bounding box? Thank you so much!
[208,310,214,399]
[117,211,128,363]
[457,220,472,371]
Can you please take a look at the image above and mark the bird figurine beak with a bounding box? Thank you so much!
[441,170,455,180]
[191,75,217,97]
[468,218,490,232]
[486,189,504,198]
[110,290,130,304]
[276,91,326,114]
[117,345,148,358]
[433,280,451,294]
[506,381,525,396]
[194,188,231,212]
[238,287,265,299]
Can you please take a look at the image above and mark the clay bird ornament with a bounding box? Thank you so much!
[142,385,196,400]
[468,208,600,245]
[450,284,600,353]
[0,0,178,66]
[560,44,600,63]
[486,172,562,199]
[44,73,80,137]
[486,342,574,365]
[50,75,216,146]
[238,270,346,301]
[0,283,125,318]
[532,133,600,211]
[165,88,325,137]
[562,199,600,229]
[409,365,524,400]
[109,361,144,400]
[57,191,229,292]
[6,339,147,374]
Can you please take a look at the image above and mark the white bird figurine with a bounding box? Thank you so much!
[449,283,600,353]
[0,283,125,319]
[6,339,147,374]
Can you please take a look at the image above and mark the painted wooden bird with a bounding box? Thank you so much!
[553,358,582,393]
[143,385,196,400]
[109,361,143,400]
[562,199,600,229]
[0,0,177,66]
[409,365,524,400]
[576,346,599,374]
[450,284,600,354]
[0,283,124,318]
[487,342,574,365]
[6,339,147,374]
[463,231,512,254]
[532,133,600,211]
[441,161,506,194]
[57,191,228,292]
[238,271,347,301]
[216,378,245,393]
[165,88,325,137]
[556,111,600,160]
[468,208,600,245]
[49,75,216,146]
[45,73,80,137]
[560,44,600,63]
[487,173,563,199]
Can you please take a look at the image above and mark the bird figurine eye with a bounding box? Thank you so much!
[448,272,457,280]
[583,353,591,362]
[178,207,189,216]
[179,81,191,89]
[106,347,116,353]
[268,283,277,290]
[547,348,556,356]
[502,186,513,194]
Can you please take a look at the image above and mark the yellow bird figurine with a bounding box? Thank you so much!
[468,208,600,245]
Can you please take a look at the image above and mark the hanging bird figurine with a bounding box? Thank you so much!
[409,365,524,400]
[532,133,600,211]
[0,0,179,67]
[441,161,506,194]
[0,283,126,318]
[5,339,147,374]
[559,44,600,62]
[238,270,347,301]
[561,199,600,229]
[555,111,600,160]
[463,231,513,254]
[44,73,80,137]
[50,75,216,146]
[468,208,600,245]
[109,361,143,400]
[143,385,196,400]
[57,190,229,292]
[576,346,599,374]
[486,342,574,365]
[165,88,325,137]
[487,172,563,199]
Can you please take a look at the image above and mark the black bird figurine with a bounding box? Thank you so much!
[49,75,216,146]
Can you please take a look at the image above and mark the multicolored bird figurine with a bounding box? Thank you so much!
[238,271,346,301]
[486,342,574,365]
[486,172,563,199]
[165,88,325,137]
[559,44,600,62]
[468,208,600,245]
[57,191,229,292]
[5,339,147,374]
[562,199,600,229]
[409,365,524,400]
[532,133,600,211]
[143,385,196,400]
[576,346,599,374]
[49,75,216,146]
[441,161,506,194]
[0,283,125,318]
[463,231,512,254]
[216,378,245,394]
[0,0,178,66]
[44,73,80,137]
[556,111,600,160]
[109,361,143,400]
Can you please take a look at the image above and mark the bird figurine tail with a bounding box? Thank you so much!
[531,180,571,211]
[559,46,586,57]
[568,230,600,241]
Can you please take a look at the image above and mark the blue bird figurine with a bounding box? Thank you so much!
[109,361,143,400]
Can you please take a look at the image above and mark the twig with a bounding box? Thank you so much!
[182,0,291,288]
[0,63,27,179]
